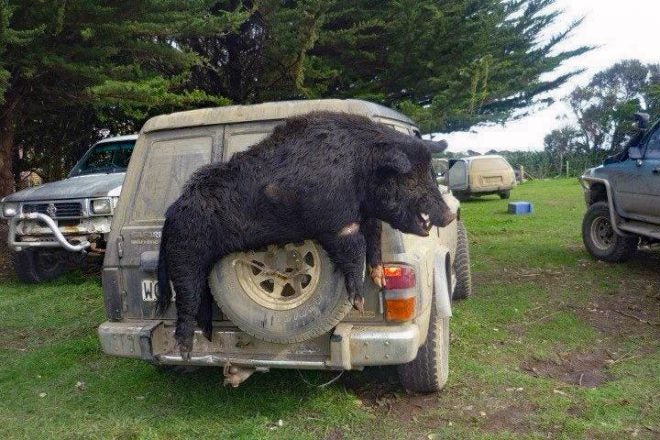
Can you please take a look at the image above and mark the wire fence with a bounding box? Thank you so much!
[500,151,609,179]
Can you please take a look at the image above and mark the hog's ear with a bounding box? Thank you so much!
[424,139,448,153]
[375,147,412,174]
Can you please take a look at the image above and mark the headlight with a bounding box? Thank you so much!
[1,202,19,218]
[91,198,112,215]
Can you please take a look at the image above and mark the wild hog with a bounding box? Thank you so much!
[156,112,454,359]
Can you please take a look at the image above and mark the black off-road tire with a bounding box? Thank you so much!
[452,221,472,300]
[12,249,66,283]
[209,241,353,344]
[498,190,511,199]
[397,294,449,393]
[452,191,470,202]
[582,202,638,262]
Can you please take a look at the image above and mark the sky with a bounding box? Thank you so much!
[435,0,660,154]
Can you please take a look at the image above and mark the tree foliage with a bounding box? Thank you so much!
[543,125,586,154]
[184,0,590,132]
[1,0,590,193]
[0,0,247,194]
[564,60,660,152]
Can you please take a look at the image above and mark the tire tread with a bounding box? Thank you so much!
[452,221,472,300]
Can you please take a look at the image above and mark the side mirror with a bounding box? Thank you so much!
[634,112,650,130]
[629,146,643,160]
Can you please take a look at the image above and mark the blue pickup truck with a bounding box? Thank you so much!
[580,113,660,262]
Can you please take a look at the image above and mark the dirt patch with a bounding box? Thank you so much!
[521,349,612,388]
[338,367,439,423]
[324,428,344,440]
[483,401,538,433]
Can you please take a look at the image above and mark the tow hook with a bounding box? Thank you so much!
[222,363,268,387]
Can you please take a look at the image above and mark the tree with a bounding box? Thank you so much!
[183,0,590,132]
[0,1,248,197]
[543,125,586,154]
[567,60,660,152]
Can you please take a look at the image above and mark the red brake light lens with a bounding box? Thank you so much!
[382,264,416,289]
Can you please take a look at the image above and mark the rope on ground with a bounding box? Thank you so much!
[296,369,344,388]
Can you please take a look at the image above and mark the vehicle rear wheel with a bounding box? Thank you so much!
[397,291,449,393]
[498,190,510,199]
[12,248,66,283]
[209,240,353,344]
[453,191,470,202]
[582,202,638,262]
[452,221,472,300]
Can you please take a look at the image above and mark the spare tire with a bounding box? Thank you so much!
[209,240,353,344]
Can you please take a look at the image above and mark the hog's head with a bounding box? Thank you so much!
[367,137,455,237]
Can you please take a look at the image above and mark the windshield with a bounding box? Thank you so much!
[69,140,135,177]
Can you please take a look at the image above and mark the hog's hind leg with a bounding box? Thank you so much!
[319,226,367,313]
[167,252,212,361]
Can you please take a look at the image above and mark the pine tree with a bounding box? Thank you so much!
[0,0,247,196]
[185,0,590,133]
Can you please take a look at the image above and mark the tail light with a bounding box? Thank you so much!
[382,265,416,289]
[383,264,416,321]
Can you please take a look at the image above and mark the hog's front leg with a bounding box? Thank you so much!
[362,218,384,288]
[319,225,366,313]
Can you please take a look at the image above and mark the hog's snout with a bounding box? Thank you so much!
[425,193,456,228]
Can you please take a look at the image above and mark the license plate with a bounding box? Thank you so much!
[483,176,503,184]
[141,279,158,302]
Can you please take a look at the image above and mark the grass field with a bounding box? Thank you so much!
[1,178,658,439]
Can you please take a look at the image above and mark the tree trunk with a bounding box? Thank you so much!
[0,108,16,197]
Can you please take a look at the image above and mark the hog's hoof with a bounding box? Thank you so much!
[201,325,213,342]
[350,293,365,315]
[179,347,192,362]
[369,264,385,288]
[177,339,194,361]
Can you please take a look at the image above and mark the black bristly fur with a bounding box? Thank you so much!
[156,111,454,359]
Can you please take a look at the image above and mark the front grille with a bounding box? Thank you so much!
[23,202,83,218]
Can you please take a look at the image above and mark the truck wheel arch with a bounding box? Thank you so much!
[588,182,608,205]
[432,251,453,319]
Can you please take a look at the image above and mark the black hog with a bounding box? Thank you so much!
[156,111,454,359]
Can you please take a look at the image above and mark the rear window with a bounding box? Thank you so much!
[471,157,511,172]
[132,136,213,221]
[223,122,279,160]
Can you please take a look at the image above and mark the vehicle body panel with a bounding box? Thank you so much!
[1,135,138,254]
[100,99,457,370]
[447,155,516,195]
[2,173,125,203]
[580,118,660,240]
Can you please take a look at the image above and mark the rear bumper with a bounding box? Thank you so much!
[98,320,421,370]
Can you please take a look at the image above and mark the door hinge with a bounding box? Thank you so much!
[117,235,124,259]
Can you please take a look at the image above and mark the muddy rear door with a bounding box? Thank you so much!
[118,127,222,320]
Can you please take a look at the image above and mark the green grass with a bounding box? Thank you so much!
[1,178,658,439]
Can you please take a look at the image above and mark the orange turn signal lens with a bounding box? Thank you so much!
[385,296,416,321]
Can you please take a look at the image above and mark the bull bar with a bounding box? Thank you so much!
[9,212,90,252]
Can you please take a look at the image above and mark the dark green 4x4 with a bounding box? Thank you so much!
[580,113,660,262]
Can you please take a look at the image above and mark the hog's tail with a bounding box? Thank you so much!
[155,220,171,316]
